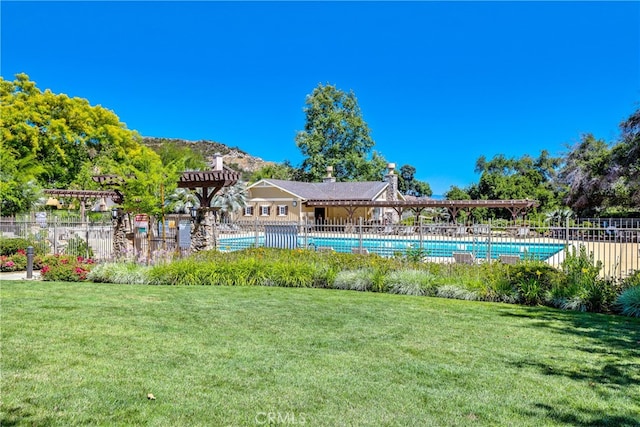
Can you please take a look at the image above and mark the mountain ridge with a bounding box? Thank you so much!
[142,137,275,179]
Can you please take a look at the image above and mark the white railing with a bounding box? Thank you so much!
[3,216,639,279]
[219,217,640,279]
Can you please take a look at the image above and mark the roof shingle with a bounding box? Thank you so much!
[258,179,389,201]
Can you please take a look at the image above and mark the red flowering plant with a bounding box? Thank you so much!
[40,254,96,282]
[0,252,27,272]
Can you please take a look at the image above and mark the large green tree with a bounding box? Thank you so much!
[295,83,387,182]
[471,151,562,215]
[557,134,614,216]
[1,74,142,189]
[398,164,432,197]
[249,162,297,183]
[152,140,208,171]
[0,74,174,217]
[612,107,640,205]
[0,140,45,215]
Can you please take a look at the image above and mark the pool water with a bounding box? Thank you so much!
[219,236,565,261]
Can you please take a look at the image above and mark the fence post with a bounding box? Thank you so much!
[358,217,363,252]
[304,216,308,248]
[565,217,570,249]
[86,224,91,260]
[26,246,34,279]
[254,217,259,248]
[487,218,492,262]
[53,218,57,255]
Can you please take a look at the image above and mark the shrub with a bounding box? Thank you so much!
[562,245,602,289]
[622,270,640,289]
[0,237,47,256]
[550,245,613,312]
[263,259,319,288]
[0,251,27,272]
[404,245,429,263]
[333,269,375,292]
[615,286,640,317]
[435,285,479,301]
[87,262,149,285]
[40,255,95,282]
[386,269,437,296]
[475,262,520,303]
[506,262,562,304]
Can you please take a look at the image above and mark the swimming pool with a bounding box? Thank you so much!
[219,235,565,261]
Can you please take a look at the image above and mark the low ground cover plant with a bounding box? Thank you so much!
[3,232,632,317]
[615,285,640,317]
[81,246,640,317]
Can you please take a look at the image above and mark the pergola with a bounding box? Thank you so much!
[44,188,122,203]
[177,170,240,207]
[304,199,540,222]
[91,169,240,208]
[43,189,123,220]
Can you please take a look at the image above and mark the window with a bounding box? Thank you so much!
[244,206,254,216]
[277,205,288,216]
[260,205,271,216]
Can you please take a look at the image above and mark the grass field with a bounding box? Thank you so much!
[1,281,639,426]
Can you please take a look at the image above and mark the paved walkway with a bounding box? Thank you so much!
[0,271,41,281]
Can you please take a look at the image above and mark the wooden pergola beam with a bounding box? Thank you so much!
[177,170,240,207]
[44,189,123,204]
[304,199,539,223]
[304,199,539,210]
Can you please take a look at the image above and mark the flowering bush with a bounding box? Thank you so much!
[40,255,95,282]
[0,252,27,272]
[0,237,47,256]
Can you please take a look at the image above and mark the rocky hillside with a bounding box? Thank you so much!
[142,137,275,178]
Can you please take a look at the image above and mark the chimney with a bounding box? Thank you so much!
[385,162,399,223]
[323,165,336,183]
[213,153,224,171]
[385,163,398,201]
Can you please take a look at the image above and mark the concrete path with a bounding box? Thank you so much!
[0,271,41,281]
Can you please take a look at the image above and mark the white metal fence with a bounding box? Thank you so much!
[219,217,640,279]
[2,216,639,279]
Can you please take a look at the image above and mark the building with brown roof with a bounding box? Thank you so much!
[244,164,404,223]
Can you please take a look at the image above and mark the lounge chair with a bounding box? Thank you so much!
[472,224,491,235]
[218,223,240,233]
[499,255,520,265]
[351,247,369,255]
[453,252,476,265]
[511,226,530,238]
[380,225,396,235]
[450,226,469,237]
[344,224,356,234]
[399,226,415,235]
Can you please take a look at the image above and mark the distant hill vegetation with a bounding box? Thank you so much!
[142,137,274,179]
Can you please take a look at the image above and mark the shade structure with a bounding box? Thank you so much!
[45,197,62,209]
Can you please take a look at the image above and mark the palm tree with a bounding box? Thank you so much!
[212,183,247,222]
[165,188,199,214]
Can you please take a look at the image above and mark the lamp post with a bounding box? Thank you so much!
[111,207,123,220]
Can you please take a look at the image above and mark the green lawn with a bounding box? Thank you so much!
[1,281,639,426]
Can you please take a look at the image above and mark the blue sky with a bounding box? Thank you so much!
[2,1,639,195]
